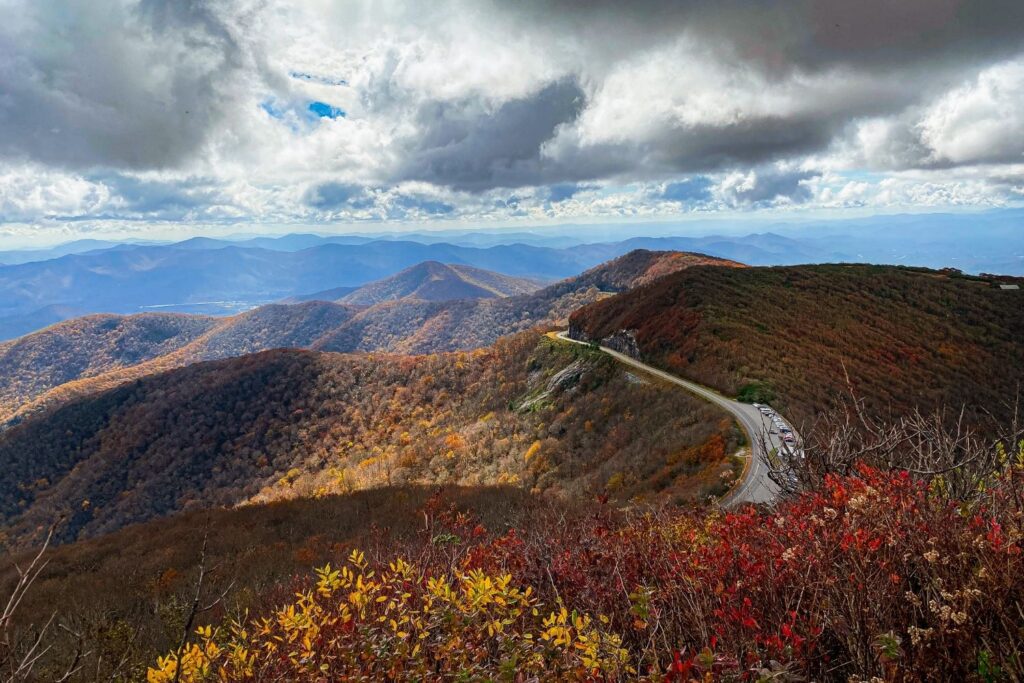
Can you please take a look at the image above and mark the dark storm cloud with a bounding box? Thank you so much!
[498,0,1024,73]
[405,0,1024,193]
[395,79,586,191]
[651,118,842,174]
[466,0,1024,188]
[539,115,842,190]
[0,0,256,170]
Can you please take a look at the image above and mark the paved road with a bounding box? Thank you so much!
[555,332,782,505]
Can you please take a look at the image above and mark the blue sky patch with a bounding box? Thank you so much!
[308,101,346,119]
[259,99,286,120]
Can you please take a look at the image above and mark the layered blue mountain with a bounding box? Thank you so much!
[2,212,1022,340]
[0,241,594,339]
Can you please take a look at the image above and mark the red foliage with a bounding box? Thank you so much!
[453,464,1024,680]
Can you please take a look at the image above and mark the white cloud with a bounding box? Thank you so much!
[825,56,1024,173]
[0,165,112,221]
[919,59,1024,165]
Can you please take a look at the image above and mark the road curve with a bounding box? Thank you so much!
[555,331,780,506]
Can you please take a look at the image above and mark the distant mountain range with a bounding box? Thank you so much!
[0,237,753,340]
[1,212,1022,340]
[0,240,598,339]
[0,239,164,266]
[281,261,542,305]
[0,250,735,425]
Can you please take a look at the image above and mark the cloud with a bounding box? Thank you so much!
[496,0,1024,74]
[660,178,713,203]
[392,193,454,216]
[824,55,1024,173]
[546,183,595,203]
[919,59,1024,165]
[0,0,264,170]
[716,168,820,207]
[1,0,1023,233]
[0,165,111,221]
[94,173,226,218]
[394,78,585,190]
[304,182,371,210]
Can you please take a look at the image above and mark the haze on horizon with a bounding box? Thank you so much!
[1,0,1024,246]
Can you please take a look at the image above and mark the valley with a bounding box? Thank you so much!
[0,331,741,549]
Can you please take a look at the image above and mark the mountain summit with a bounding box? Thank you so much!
[338,261,543,306]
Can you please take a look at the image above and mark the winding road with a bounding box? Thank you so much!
[555,331,782,505]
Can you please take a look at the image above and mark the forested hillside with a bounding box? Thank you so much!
[0,485,543,681]
[0,313,218,420]
[0,302,361,424]
[570,264,1024,428]
[0,333,739,549]
[0,250,733,424]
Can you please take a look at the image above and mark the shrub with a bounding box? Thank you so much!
[736,381,774,404]
[149,447,1024,681]
[147,550,631,682]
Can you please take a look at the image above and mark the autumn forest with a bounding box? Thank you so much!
[1,248,1022,682]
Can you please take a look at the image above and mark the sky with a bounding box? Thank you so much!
[1,0,1023,245]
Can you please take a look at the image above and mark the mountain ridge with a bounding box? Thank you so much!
[569,263,1024,430]
[0,250,726,424]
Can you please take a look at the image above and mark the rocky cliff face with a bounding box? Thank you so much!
[566,320,589,343]
[600,330,642,359]
[567,323,641,360]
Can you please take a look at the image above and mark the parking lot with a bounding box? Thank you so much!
[752,403,802,486]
